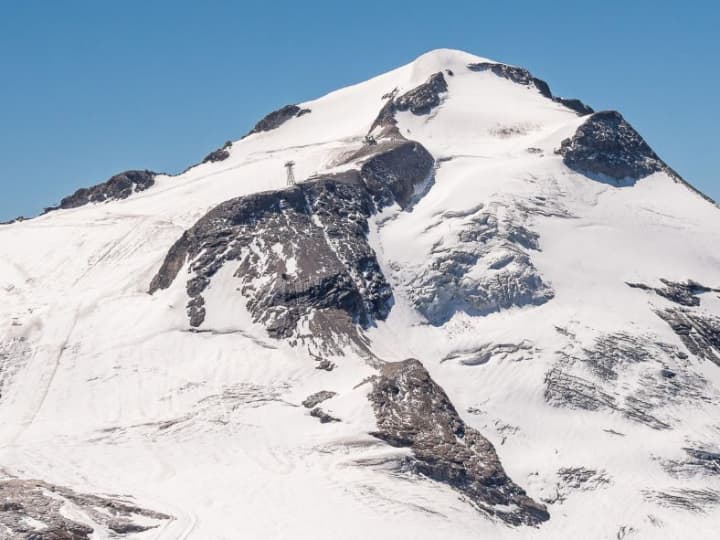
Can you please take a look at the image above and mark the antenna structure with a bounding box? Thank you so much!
[284,161,296,186]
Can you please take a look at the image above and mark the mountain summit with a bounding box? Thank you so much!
[1,48,719,539]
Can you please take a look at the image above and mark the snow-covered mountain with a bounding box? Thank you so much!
[1,48,719,539]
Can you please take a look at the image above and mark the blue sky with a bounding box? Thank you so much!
[1,0,718,220]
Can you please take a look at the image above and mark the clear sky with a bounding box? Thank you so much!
[1,0,718,220]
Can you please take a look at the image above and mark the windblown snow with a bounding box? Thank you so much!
[1,48,719,539]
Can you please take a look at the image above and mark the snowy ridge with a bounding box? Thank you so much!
[0,49,719,539]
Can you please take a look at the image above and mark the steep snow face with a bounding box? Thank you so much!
[1,48,720,539]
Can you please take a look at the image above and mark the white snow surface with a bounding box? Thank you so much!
[1,48,719,538]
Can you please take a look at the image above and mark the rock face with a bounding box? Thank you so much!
[467,62,594,116]
[302,390,337,408]
[367,359,549,526]
[150,141,434,341]
[628,279,718,307]
[370,72,448,136]
[545,330,711,429]
[0,477,170,539]
[657,309,720,365]
[50,170,157,211]
[557,111,665,180]
[202,141,232,164]
[247,104,311,136]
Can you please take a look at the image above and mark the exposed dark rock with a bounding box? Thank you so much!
[360,140,434,209]
[302,390,337,408]
[0,216,26,225]
[543,467,611,504]
[48,170,157,211]
[662,446,720,478]
[395,72,448,115]
[546,331,710,429]
[150,141,434,343]
[247,104,311,136]
[557,111,665,181]
[367,358,549,526]
[467,62,593,116]
[315,359,336,371]
[202,140,232,164]
[657,308,720,365]
[554,97,594,116]
[644,488,720,513]
[544,368,617,411]
[628,279,717,307]
[557,467,611,490]
[0,477,170,539]
[370,73,448,136]
[309,407,340,423]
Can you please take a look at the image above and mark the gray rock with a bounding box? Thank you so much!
[302,390,337,408]
[149,140,434,344]
[367,358,549,526]
[309,407,341,423]
[370,73,448,136]
[644,488,720,513]
[47,170,157,211]
[247,104,311,136]
[628,279,717,307]
[556,111,665,181]
[657,308,720,365]
[546,331,709,429]
[0,477,170,539]
[467,62,593,116]
[662,446,720,478]
[202,140,232,164]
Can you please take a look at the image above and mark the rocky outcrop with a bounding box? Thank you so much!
[202,140,232,163]
[657,309,720,365]
[543,467,611,504]
[545,330,710,429]
[467,62,593,116]
[628,279,718,307]
[247,104,311,136]
[309,407,341,424]
[644,488,720,513]
[370,73,448,136]
[367,359,549,526]
[662,446,720,478]
[150,140,434,342]
[302,390,337,408]
[48,170,157,211]
[557,111,665,180]
[0,477,170,539]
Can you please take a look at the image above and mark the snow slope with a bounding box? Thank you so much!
[1,49,719,539]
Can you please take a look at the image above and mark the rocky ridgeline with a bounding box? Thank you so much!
[367,359,549,526]
[246,104,311,136]
[467,62,594,116]
[202,140,232,164]
[557,111,665,180]
[150,140,433,342]
[0,477,170,539]
[46,170,157,211]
